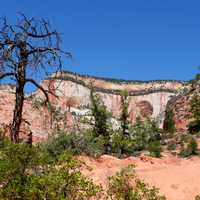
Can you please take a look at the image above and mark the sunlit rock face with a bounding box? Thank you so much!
[164,83,200,132]
[40,71,184,125]
[0,71,185,142]
[0,85,50,143]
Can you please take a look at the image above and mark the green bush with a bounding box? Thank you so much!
[120,90,130,137]
[179,134,192,143]
[107,165,166,200]
[163,108,176,135]
[167,141,176,151]
[79,130,107,157]
[129,118,161,151]
[43,130,107,159]
[188,120,200,135]
[148,141,162,158]
[90,88,111,138]
[110,131,136,158]
[43,132,82,160]
[0,140,101,200]
[109,118,163,157]
[188,93,200,134]
[179,138,199,158]
[43,116,164,159]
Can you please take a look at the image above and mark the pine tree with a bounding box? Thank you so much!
[120,90,130,136]
[163,108,176,134]
[90,88,110,138]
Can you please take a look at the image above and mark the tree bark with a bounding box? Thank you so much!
[10,43,27,143]
[10,85,24,143]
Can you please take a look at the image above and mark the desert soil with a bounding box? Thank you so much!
[80,154,200,200]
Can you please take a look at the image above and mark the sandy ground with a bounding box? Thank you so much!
[80,154,200,200]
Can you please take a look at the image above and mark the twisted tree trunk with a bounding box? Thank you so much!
[10,43,27,143]
[10,85,24,143]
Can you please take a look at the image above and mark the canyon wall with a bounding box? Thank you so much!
[45,71,185,124]
[0,71,186,141]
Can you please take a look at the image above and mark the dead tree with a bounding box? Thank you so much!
[0,14,71,143]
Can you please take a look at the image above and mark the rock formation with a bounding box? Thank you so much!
[0,71,186,142]
[164,82,200,132]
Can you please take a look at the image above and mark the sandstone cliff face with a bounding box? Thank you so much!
[0,71,185,141]
[32,72,186,134]
[45,72,184,125]
[0,85,50,142]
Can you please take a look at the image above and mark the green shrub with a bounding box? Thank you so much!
[179,138,198,158]
[163,108,176,135]
[167,141,176,151]
[0,140,101,200]
[43,130,107,159]
[43,132,82,160]
[129,118,161,151]
[107,165,166,200]
[90,88,111,138]
[110,131,136,157]
[188,93,200,134]
[79,130,107,157]
[109,118,163,157]
[179,134,192,143]
[148,141,162,158]
[188,120,200,135]
[120,90,130,137]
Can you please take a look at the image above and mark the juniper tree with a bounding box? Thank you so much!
[163,108,176,134]
[0,14,70,143]
[120,90,130,136]
[90,87,110,138]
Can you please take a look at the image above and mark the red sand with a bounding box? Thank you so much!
[80,154,200,200]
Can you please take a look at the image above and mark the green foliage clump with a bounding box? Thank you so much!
[78,130,107,157]
[163,108,176,135]
[148,141,162,158]
[90,88,113,154]
[179,138,199,158]
[107,165,166,200]
[90,88,111,139]
[188,93,200,134]
[0,140,101,200]
[129,118,161,151]
[0,140,168,200]
[42,132,82,159]
[44,130,107,159]
[120,90,130,137]
[110,118,162,158]
[167,141,176,151]
[44,116,163,159]
[110,131,136,158]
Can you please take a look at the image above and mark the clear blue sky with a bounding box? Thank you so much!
[1,0,200,81]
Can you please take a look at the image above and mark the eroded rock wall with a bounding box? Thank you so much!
[0,71,186,141]
[164,84,200,131]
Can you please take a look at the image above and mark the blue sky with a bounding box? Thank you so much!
[1,0,200,81]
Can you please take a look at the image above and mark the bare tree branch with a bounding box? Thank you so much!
[0,14,70,143]
[25,78,49,103]
[0,72,15,80]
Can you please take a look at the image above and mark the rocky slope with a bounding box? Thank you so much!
[164,82,200,131]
